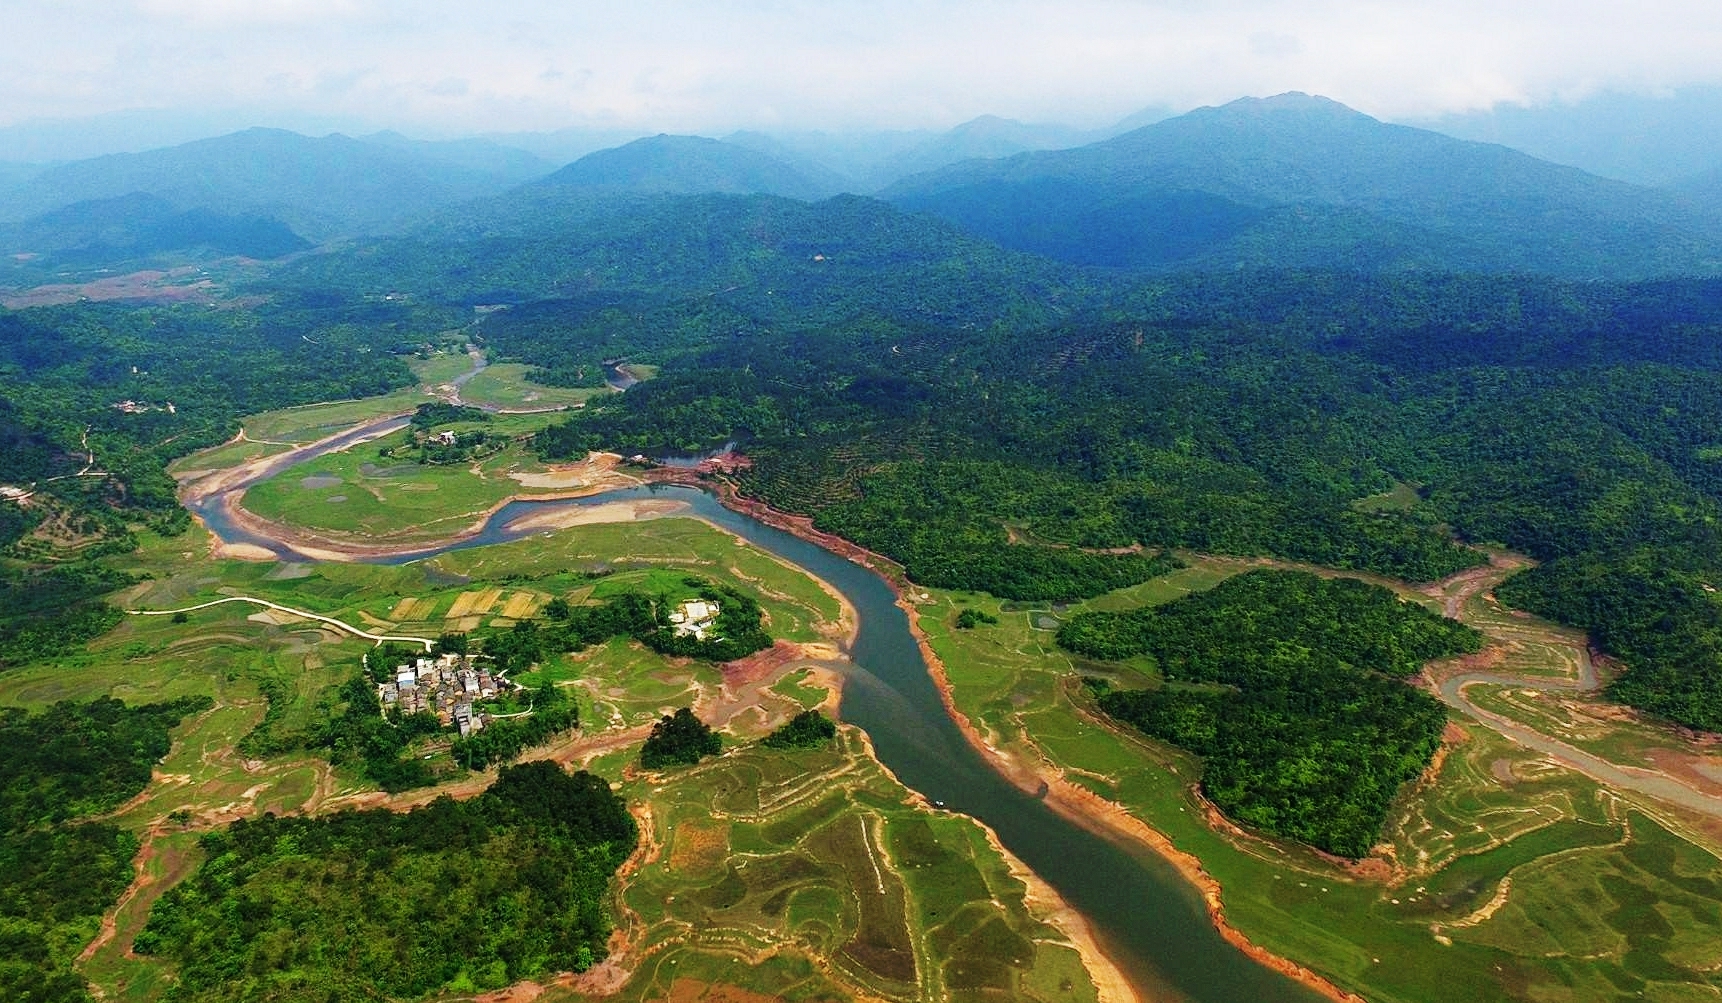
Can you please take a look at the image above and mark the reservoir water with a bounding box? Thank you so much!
[192,474,1327,1003]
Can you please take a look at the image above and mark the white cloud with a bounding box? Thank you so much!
[2,0,1721,134]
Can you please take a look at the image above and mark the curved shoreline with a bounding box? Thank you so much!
[668,476,1364,1003]
[179,438,1347,1002]
[898,584,1366,1003]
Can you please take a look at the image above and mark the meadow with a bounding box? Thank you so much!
[234,429,584,541]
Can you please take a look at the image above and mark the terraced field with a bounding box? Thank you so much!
[574,731,1103,1003]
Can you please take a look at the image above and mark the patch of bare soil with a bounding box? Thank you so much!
[722,640,803,687]
[1644,749,1722,798]
[505,498,686,532]
[2,267,220,309]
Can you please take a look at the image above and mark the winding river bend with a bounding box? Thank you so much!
[192,459,1325,1000]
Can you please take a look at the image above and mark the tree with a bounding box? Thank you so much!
[762,710,837,749]
[639,708,721,768]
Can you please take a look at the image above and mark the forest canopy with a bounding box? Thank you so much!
[1063,571,1481,856]
[135,762,636,1003]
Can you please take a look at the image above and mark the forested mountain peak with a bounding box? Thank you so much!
[539,134,840,201]
[884,94,1722,278]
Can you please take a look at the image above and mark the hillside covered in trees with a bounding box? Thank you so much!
[1063,571,1480,855]
[0,696,210,1002]
[512,263,1722,734]
[135,762,636,1002]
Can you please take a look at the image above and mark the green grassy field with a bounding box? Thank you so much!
[457,362,612,410]
[236,430,585,540]
[917,563,1722,1003]
[406,349,477,386]
[428,518,845,645]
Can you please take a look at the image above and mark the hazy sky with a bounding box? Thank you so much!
[6,0,1722,136]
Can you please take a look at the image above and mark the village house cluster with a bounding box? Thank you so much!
[668,598,720,641]
[378,652,515,737]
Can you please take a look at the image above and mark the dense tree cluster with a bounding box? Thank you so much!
[487,579,772,673]
[0,564,130,667]
[640,707,721,768]
[762,709,838,749]
[409,402,490,429]
[308,674,447,793]
[1064,571,1479,856]
[452,683,579,769]
[135,762,636,1002]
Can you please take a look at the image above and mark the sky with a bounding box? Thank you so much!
[6,0,1722,140]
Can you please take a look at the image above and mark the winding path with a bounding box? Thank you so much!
[1424,558,1722,820]
[127,596,435,651]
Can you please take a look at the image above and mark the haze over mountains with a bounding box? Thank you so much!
[884,93,1722,277]
[0,128,552,241]
[3,93,1722,281]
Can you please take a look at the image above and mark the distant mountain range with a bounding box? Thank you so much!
[1412,85,1722,186]
[884,93,1722,278]
[537,135,842,200]
[5,95,1721,283]
[0,192,311,264]
[724,108,1173,192]
[0,128,554,240]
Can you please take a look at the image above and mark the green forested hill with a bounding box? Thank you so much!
[135,762,636,1002]
[0,297,439,666]
[1063,570,1480,855]
[883,93,1722,277]
[0,696,211,1002]
[0,128,541,239]
[522,266,1722,730]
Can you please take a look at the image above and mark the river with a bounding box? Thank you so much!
[192,470,1326,1001]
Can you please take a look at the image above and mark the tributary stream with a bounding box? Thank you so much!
[192,465,1326,1001]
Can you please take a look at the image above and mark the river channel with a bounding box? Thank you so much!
[192,467,1326,1001]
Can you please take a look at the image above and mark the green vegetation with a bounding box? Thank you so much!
[640,707,721,768]
[511,267,1722,729]
[236,432,545,541]
[486,577,773,673]
[0,296,437,669]
[0,696,213,828]
[954,608,999,629]
[920,570,1722,1002]
[408,401,489,429]
[0,564,130,667]
[611,730,1101,1003]
[306,672,446,792]
[452,682,579,769]
[1063,570,1479,856]
[762,709,838,749]
[454,363,610,410]
[0,696,210,1002]
[135,762,636,1002]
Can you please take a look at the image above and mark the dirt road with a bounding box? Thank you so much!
[1423,557,1722,820]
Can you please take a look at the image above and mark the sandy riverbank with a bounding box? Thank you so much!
[900,586,1367,1003]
